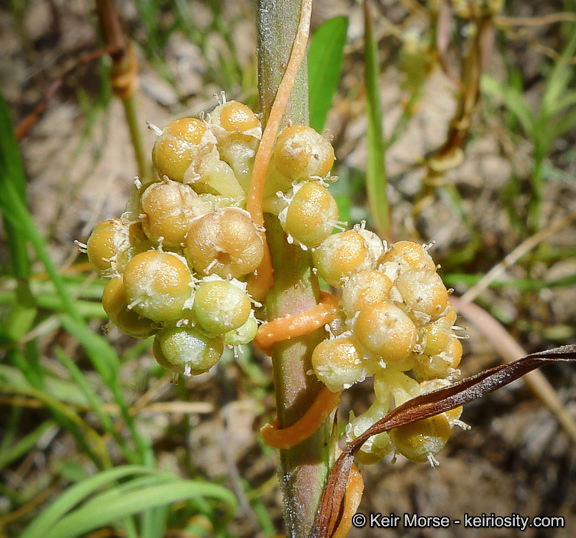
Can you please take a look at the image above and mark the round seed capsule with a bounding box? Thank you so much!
[382,241,436,272]
[274,125,335,180]
[186,208,264,279]
[211,100,261,136]
[102,277,157,339]
[139,179,210,248]
[153,337,184,374]
[413,336,463,379]
[395,268,449,323]
[280,182,339,248]
[123,251,193,322]
[354,303,417,362]
[152,117,216,183]
[156,327,223,375]
[87,220,117,275]
[311,337,374,392]
[223,314,259,347]
[346,402,393,465]
[340,270,393,318]
[312,230,373,287]
[389,414,451,464]
[193,279,252,335]
[87,219,147,276]
[209,101,261,193]
[421,317,453,356]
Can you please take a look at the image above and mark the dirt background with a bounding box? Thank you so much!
[1,0,576,537]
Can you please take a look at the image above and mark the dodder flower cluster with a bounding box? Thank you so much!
[86,100,264,376]
[85,98,464,465]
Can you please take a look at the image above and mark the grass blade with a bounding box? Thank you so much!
[43,476,237,538]
[20,466,160,538]
[481,75,535,137]
[0,87,30,278]
[0,421,55,472]
[364,1,390,239]
[308,16,348,133]
[60,315,152,463]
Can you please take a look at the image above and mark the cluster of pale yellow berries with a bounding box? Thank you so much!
[84,97,465,465]
[84,98,267,376]
[312,238,466,466]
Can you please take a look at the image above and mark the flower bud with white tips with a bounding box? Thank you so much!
[340,270,393,318]
[346,401,393,465]
[279,181,339,249]
[311,336,377,392]
[152,117,216,183]
[223,313,259,347]
[186,207,264,279]
[123,250,193,322]
[209,100,262,192]
[87,219,149,277]
[381,240,436,273]
[274,124,335,181]
[155,326,223,376]
[395,268,449,324]
[102,277,157,339]
[390,414,452,466]
[354,303,418,363]
[413,336,462,380]
[139,179,210,248]
[312,230,376,287]
[193,277,253,336]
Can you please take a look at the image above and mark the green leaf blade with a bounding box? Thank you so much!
[308,16,348,133]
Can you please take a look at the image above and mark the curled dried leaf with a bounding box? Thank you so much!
[311,344,576,538]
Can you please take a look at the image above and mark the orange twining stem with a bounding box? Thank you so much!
[261,385,342,450]
[247,0,313,301]
[332,464,364,538]
[247,0,312,227]
[254,292,339,355]
[257,291,339,450]
[247,241,274,303]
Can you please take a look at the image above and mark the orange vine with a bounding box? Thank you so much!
[254,292,339,355]
[332,464,364,538]
[261,385,342,449]
[246,0,313,301]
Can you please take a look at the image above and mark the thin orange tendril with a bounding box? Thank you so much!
[254,292,339,355]
[246,0,313,301]
[257,292,340,450]
[260,385,342,450]
[332,464,364,538]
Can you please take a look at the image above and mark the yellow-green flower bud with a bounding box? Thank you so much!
[354,303,418,363]
[274,125,335,180]
[139,179,210,248]
[390,415,451,465]
[102,277,157,339]
[156,327,223,376]
[186,208,264,279]
[123,250,193,322]
[193,278,252,335]
[312,230,374,287]
[311,336,375,392]
[279,181,339,249]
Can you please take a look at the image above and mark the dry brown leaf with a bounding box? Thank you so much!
[311,344,576,538]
